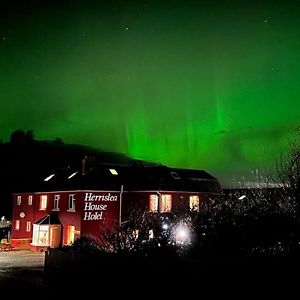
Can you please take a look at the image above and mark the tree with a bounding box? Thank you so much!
[277,128,300,217]
[26,130,34,142]
[53,137,64,146]
[10,129,35,144]
[10,129,26,144]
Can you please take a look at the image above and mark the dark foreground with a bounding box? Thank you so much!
[44,249,300,297]
[0,250,299,297]
[0,250,46,293]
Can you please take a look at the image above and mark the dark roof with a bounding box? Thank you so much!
[40,163,221,194]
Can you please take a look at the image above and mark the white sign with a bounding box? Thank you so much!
[83,193,118,221]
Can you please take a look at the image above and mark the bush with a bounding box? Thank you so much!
[72,235,102,254]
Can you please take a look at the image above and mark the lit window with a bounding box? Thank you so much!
[68,172,78,179]
[160,194,172,212]
[39,195,47,210]
[53,195,60,210]
[28,195,33,206]
[26,221,31,232]
[149,194,158,212]
[109,168,118,175]
[44,174,55,181]
[15,220,20,230]
[132,229,139,239]
[32,224,49,246]
[189,195,200,211]
[68,194,76,211]
[67,225,75,245]
[17,196,21,205]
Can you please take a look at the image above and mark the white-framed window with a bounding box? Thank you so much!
[15,220,20,230]
[28,195,33,206]
[17,196,21,205]
[39,195,47,210]
[26,221,31,232]
[53,195,60,210]
[149,194,158,212]
[189,195,200,211]
[32,224,49,246]
[68,194,76,211]
[160,194,172,212]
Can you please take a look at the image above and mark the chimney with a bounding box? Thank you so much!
[82,156,96,175]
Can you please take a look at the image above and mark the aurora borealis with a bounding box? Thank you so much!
[1,0,300,185]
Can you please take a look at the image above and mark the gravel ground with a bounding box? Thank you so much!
[0,250,46,292]
[0,250,45,268]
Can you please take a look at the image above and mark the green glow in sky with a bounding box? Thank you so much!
[1,0,300,185]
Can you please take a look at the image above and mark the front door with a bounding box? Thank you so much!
[50,225,61,248]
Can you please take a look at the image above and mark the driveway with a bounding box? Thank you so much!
[0,250,45,291]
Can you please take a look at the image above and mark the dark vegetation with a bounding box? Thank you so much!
[45,206,300,292]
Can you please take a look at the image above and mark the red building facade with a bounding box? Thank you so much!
[11,190,120,250]
[11,164,221,250]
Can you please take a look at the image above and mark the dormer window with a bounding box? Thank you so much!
[170,171,180,180]
[109,168,118,175]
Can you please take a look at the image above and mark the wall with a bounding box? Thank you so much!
[11,193,35,247]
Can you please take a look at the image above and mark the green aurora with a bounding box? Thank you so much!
[1,0,300,185]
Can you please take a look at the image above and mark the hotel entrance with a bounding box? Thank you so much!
[31,214,62,250]
[50,226,61,248]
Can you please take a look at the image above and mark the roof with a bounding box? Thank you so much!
[34,214,61,225]
[39,163,221,194]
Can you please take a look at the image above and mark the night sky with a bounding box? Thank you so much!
[1,0,300,185]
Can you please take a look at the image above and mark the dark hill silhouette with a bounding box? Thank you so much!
[0,130,152,218]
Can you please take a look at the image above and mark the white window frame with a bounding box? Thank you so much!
[149,194,158,212]
[53,195,60,211]
[32,224,49,246]
[68,194,76,211]
[39,195,47,210]
[15,220,20,230]
[26,221,31,232]
[28,195,33,206]
[160,194,172,212]
[17,196,21,205]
